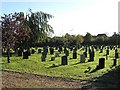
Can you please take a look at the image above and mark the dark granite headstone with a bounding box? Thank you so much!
[106,49,109,55]
[18,48,23,56]
[61,56,68,65]
[97,58,105,69]
[23,51,28,59]
[65,50,69,56]
[50,47,54,54]
[73,52,77,59]
[113,59,117,66]
[115,52,119,59]
[88,51,94,62]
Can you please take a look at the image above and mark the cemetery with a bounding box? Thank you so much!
[2,46,120,82]
[1,6,120,89]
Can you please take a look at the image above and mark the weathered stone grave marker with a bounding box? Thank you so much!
[80,54,85,63]
[83,51,87,58]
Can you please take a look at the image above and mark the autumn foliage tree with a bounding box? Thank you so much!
[1,12,31,63]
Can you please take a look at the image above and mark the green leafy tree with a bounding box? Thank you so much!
[84,32,92,45]
[27,9,54,47]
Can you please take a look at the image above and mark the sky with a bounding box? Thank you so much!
[1,0,120,36]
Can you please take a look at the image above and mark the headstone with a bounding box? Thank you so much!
[115,49,118,53]
[73,52,77,59]
[113,59,117,66]
[110,46,113,50]
[41,55,45,62]
[106,49,109,55]
[88,51,94,62]
[80,54,85,63]
[70,47,73,51]
[92,50,95,57]
[64,47,67,53]
[55,47,58,50]
[58,46,62,53]
[83,52,87,58]
[115,52,119,59]
[73,48,77,53]
[38,49,41,53]
[43,47,48,54]
[23,51,28,59]
[100,49,103,53]
[18,48,22,56]
[65,50,69,56]
[50,47,54,54]
[85,47,87,52]
[97,58,105,69]
[42,52,47,58]
[32,49,35,54]
[27,48,31,56]
[61,56,68,65]
[89,48,91,54]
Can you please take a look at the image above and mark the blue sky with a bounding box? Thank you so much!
[1,0,120,36]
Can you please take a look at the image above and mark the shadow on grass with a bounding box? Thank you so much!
[48,64,63,68]
[81,65,120,89]
[71,62,80,65]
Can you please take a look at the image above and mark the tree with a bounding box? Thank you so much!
[1,12,30,63]
[84,32,92,45]
[27,9,54,47]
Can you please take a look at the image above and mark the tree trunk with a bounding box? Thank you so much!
[7,48,10,63]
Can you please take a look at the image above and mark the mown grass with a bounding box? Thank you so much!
[2,47,120,81]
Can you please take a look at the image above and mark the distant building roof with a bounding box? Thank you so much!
[97,34,107,37]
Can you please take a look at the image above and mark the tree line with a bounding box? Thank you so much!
[36,32,120,47]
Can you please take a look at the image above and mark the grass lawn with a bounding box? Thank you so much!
[2,47,120,81]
